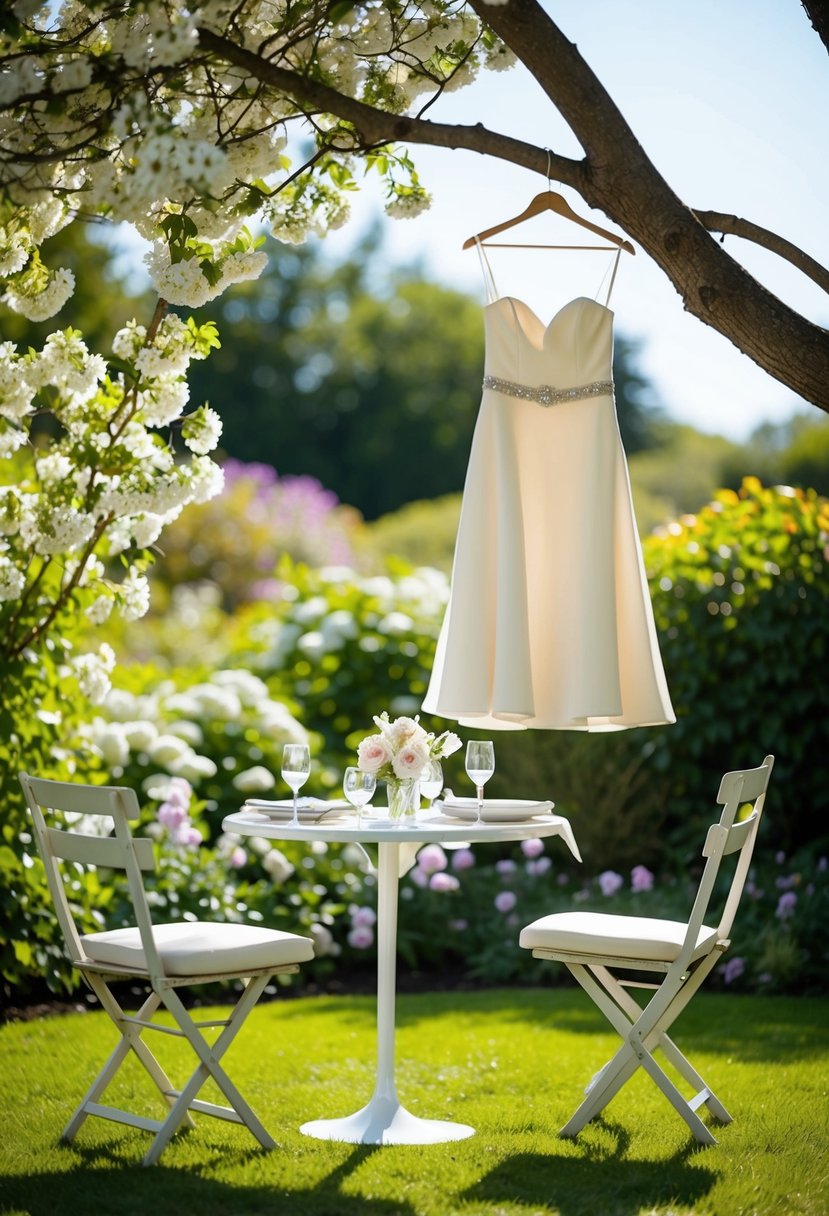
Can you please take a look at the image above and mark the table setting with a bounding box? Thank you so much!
[221,711,582,1145]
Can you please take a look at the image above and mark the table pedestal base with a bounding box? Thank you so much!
[300,1093,474,1145]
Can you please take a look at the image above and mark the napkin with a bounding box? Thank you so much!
[244,797,351,819]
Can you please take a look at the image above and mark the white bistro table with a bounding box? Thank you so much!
[222,805,581,1145]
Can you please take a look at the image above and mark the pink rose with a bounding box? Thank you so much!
[357,733,393,774]
[391,739,429,779]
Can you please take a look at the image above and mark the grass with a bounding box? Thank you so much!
[0,988,828,1216]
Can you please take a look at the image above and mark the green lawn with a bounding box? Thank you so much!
[1,989,827,1216]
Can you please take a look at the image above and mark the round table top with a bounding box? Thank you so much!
[222,806,581,860]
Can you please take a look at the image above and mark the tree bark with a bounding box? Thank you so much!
[198,3,829,414]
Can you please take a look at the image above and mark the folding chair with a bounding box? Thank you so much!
[20,772,315,1165]
[519,755,774,1145]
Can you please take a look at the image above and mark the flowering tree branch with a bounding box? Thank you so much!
[1,0,827,711]
[194,6,829,412]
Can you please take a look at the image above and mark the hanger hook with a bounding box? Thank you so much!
[545,148,552,191]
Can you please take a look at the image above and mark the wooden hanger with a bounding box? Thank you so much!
[463,189,635,254]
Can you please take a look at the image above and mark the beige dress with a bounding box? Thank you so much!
[423,258,675,732]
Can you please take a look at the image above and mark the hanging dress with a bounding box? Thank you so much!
[422,245,675,731]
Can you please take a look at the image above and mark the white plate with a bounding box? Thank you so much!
[244,799,352,822]
[435,798,554,823]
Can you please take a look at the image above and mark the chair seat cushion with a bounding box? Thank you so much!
[519,911,718,963]
[80,920,315,977]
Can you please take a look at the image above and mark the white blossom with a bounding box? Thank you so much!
[0,555,25,600]
[181,404,222,455]
[117,567,151,620]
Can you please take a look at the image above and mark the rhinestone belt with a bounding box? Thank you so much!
[483,374,613,407]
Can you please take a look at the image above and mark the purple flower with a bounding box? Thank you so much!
[430,872,460,892]
[776,891,797,919]
[775,874,798,890]
[449,918,468,932]
[229,846,247,869]
[496,859,517,876]
[495,891,517,913]
[165,777,192,807]
[350,905,377,928]
[631,864,654,893]
[526,857,552,877]
[408,866,429,888]
[417,844,448,875]
[775,850,786,865]
[347,925,374,950]
[598,870,624,897]
[173,824,202,848]
[722,956,745,984]
[818,856,827,872]
[158,801,188,830]
[556,873,569,886]
[521,838,545,859]
[451,847,476,872]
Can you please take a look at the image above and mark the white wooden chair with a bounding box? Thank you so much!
[519,755,774,1145]
[20,772,315,1166]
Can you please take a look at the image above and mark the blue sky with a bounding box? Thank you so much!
[322,0,829,441]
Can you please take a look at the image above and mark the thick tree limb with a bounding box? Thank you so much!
[198,7,829,413]
[801,0,829,53]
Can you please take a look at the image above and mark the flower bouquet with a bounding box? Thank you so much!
[356,713,462,819]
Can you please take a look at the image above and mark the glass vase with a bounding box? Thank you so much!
[386,776,420,821]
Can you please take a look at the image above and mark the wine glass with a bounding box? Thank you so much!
[282,743,310,827]
[420,758,444,813]
[465,740,495,825]
[343,766,375,825]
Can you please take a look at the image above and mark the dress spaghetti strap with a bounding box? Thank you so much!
[474,236,499,304]
[600,247,622,307]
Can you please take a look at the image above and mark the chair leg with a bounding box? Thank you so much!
[559,1044,640,1137]
[143,976,276,1166]
[63,983,195,1144]
[653,1031,732,1124]
[559,962,727,1143]
[637,1048,717,1144]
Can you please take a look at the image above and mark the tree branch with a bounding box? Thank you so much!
[694,210,829,294]
[197,8,829,413]
[195,26,585,188]
[800,0,829,53]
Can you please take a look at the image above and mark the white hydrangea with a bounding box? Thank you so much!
[168,751,218,781]
[262,848,294,883]
[232,765,276,793]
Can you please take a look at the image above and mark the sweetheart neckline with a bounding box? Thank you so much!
[485,295,613,327]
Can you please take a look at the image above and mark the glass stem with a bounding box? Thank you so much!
[476,785,484,824]
[292,789,299,827]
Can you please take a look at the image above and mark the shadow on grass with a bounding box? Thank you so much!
[0,1143,415,1216]
[282,989,829,1064]
[460,1126,718,1216]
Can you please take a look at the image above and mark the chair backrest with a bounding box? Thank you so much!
[678,755,775,967]
[19,773,164,975]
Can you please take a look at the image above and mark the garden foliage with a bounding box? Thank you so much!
[3,477,827,1003]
